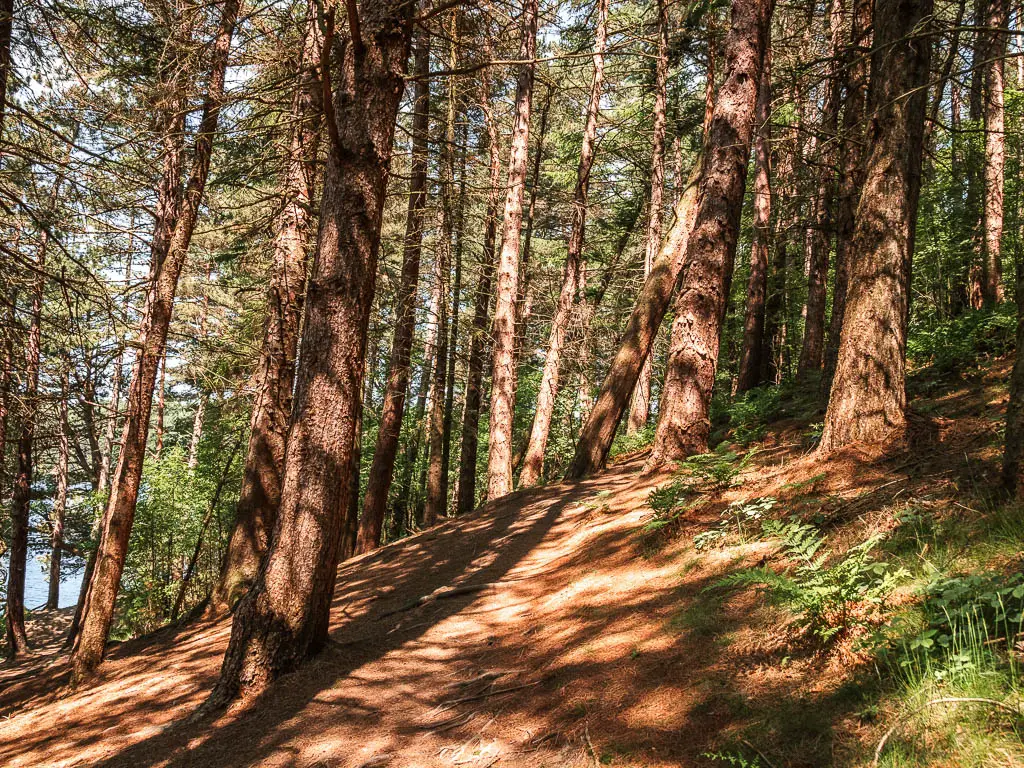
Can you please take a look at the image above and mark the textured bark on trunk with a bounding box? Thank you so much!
[819,0,931,453]
[46,368,70,610]
[518,0,609,488]
[982,0,1007,306]
[487,0,539,500]
[207,0,414,706]
[0,0,14,142]
[823,0,872,391]
[70,0,239,682]
[455,67,502,515]
[356,25,430,553]
[797,0,843,380]
[644,0,773,470]
[966,0,987,310]
[6,235,45,658]
[736,52,772,395]
[209,12,322,611]
[626,0,668,435]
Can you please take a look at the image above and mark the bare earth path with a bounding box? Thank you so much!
[0,370,1009,768]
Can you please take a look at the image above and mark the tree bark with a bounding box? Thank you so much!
[819,0,932,453]
[209,11,322,611]
[455,65,502,515]
[46,367,71,611]
[356,23,430,553]
[644,0,773,470]
[206,0,415,706]
[627,0,668,435]
[6,228,46,658]
[797,0,843,380]
[966,0,988,310]
[0,0,15,143]
[70,0,239,682]
[736,50,772,395]
[823,0,873,391]
[518,0,609,488]
[487,0,539,500]
[982,0,1007,306]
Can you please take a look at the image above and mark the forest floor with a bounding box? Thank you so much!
[1,358,1022,768]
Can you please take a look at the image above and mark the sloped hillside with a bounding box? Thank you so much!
[1,361,1022,768]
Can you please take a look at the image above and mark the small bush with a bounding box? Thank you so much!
[908,305,1016,374]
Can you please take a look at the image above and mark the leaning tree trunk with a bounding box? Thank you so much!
[735,50,772,395]
[455,64,502,515]
[818,0,932,453]
[206,0,415,707]
[823,0,872,392]
[209,12,322,611]
[70,0,239,682]
[356,24,430,553]
[46,367,70,610]
[487,0,540,500]
[626,0,668,435]
[644,0,774,470]
[796,0,843,381]
[5,230,45,659]
[518,0,609,488]
[982,0,1007,307]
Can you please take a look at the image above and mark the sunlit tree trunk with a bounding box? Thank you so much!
[487,0,539,499]
[71,0,239,681]
[627,0,667,434]
[736,51,772,395]
[209,12,321,610]
[982,0,1008,306]
[519,0,609,487]
[644,0,774,469]
[207,0,415,706]
[819,0,932,453]
[357,24,430,551]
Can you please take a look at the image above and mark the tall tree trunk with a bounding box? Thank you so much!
[46,367,70,610]
[982,0,1008,306]
[154,355,167,459]
[455,66,502,515]
[424,55,457,526]
[797,0,843,380]
[736,51,772,395]
[187,272,212,471]
[0,0,14,142]
[644,0,774,470]
[98,250,133,494]
[487,0,540,500]
[518,0,609,488]
[966,0,988,310]
[823,0,873,390]
[819,0,932,452]
[6,229,46,658]
[209,11,321,612]
[207,0,415,706]
[627,0,668,434]
[70,0,239,682]
[356,23,430,553]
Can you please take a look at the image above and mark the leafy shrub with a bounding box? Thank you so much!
[717,521,907,642]
[645,449,754,533]
[908,305,1016,374]
[727,386,782,445]
[906,571,1024,655]
[693,497,778,551]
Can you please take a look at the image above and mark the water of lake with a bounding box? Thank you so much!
[2,555,83,610]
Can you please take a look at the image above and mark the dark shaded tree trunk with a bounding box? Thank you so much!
[736,50,772,395]
[455,66,502,515]
[0,0,14,142]
[487,0,539,499]
[356,24,430,552]
[71,0,239,682]
[46,367,70,611]
[643,0,774,469]
[819,0,932,452]
[206,0,415,706]
[519,0,609,487]
[627,0,667,434]
[823,0,873,391]
[210,12,321,610]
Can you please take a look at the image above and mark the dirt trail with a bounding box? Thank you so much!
[0,369,1006,768]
